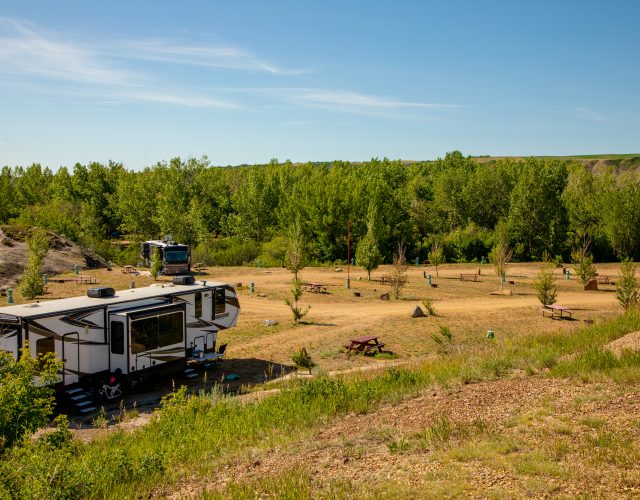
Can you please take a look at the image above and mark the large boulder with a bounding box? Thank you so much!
[584,279,598,291]
[411,305,425,318]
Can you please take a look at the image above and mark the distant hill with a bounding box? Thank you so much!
[471,154,640,171]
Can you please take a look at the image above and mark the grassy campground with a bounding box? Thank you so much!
[1,310,640,498]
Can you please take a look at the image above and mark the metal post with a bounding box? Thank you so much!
[501,273,506,287]
[250,281,255,293]
[7,288,13,304]
[486,329,495,339]
[346,220,351,289]
[43,274,48,286]
[565,269,570,280]
[428,274,432,286]
[258,259,262,269]
[415,257,420,266]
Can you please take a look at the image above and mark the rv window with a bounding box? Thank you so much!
[194,292,202,318]
[111,321,125,355]
[164,250,189,263]
[36,337,55,368]
[131,317,159,354]
[158,312,183,347]
[214,288,225,315]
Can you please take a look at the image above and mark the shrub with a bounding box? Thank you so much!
[572,248,597,285]
[616,259,639,311]
[422,299,436,316]
[285,278,310,325]
[291,348,316,375]
[533,266,558,306]
[431,326,454,355]
[192,237,260,266]
[0,347,61,449]
[150,247,162,280]
[19,228,49,299]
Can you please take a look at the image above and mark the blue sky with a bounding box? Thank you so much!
[1,1,639,169]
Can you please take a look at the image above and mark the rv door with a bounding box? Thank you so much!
[109,315,128,375]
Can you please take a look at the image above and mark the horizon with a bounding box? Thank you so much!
[1,1,639,170]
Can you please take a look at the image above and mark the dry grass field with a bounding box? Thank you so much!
[7,262,622,384]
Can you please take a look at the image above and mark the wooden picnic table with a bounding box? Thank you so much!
[304,282,328,293]
[122,265,136,274]
[460,273,479,282]
[541,304,573,320]
[344,335,385,355]
[595,275,613,284]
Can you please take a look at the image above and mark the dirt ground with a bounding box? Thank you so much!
[165,374,640,498]
[5,261,623,425]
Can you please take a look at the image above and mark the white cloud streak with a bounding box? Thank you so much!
[0,17,458,117]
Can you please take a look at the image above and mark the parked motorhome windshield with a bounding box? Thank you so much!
[164,249,188,263]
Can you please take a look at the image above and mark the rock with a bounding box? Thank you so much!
[334,268,343,272]
[353,291,361,297]
[357,276,363,280]
[411,305,425,318]
[380,293,390,301]
[584,279,599,291]
[263,319,279,326]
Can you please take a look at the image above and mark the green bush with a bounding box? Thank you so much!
[440,225,494,263]
[0,347,61,449]
[192,237,260,266]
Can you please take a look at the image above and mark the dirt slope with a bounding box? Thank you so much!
[0,226,109,287]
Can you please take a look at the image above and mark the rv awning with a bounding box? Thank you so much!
[127,303,185,321]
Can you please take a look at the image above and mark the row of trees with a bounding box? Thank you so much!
[1,152,640,265]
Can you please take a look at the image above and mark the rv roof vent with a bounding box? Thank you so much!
[87,287,116,298]
[172,275,195,286]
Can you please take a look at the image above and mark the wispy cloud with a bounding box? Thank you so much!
[234,87,459,117]
[575,107,608,121]
[112,38,307,76]
[0,17,458,117]
[0,17,134,85]
[0,17,287,108]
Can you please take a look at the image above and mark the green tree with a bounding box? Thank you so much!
[489,241,512,291]
[507,159,568,259]
[20,229,49,299]
[600,172,640,258]
[427,241,445,277]
[150,247,162,280]
[0,346,61,449]
[356,232,382,280]
[616,260,639,311]
[571,247,597,285]
[533,266,558,306]
[285,219,306,282]
[285,278,310,324]
[384,242,408,299]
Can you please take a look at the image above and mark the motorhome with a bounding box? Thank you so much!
[140,236,191,275]
[0,278,239,411]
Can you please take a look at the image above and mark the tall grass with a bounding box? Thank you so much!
[1,310,640,498]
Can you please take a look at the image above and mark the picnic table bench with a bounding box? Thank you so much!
[344,335,385,355]
[595,275,613,284]
[541,304,573,320]
[304,282,328,293]
[460,273,479,282]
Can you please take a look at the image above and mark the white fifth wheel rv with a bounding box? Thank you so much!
[0,277,239,410]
